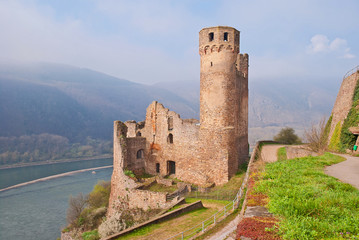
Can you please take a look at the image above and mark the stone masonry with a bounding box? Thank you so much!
[108,26,249,214]
[328,68,359,143]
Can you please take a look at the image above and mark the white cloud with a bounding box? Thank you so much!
[307,34,355,59]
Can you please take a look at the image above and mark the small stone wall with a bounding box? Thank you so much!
[126,189,169,210]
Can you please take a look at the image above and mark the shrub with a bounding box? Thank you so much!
[273,127,302,145]
[82,230,100,240]
[88,180,111,209]
[66,193,87,225]
[124,169,136,178]
[305,117,330,153]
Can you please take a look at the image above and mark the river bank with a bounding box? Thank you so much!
[0,154,112,170]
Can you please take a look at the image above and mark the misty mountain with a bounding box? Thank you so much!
[0,62,198,142]
[0,62,336,145]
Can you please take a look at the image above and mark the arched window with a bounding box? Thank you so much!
[209,32,214,42]
[167,134,173,144]
[136,149,144,159]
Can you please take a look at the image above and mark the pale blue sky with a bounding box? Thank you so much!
[0,0,358,86]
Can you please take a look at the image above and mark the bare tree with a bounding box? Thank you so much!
[66,193,87,225]
[304,117,328,154]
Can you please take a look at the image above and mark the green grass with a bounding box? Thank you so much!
[187,163,247,201]
[255,153,359,239]
[82,230,100,240]
[145,182,177,193]
[116,199,230,240]
[277,147,287,161]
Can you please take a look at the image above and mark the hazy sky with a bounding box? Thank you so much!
[0,0,358,86]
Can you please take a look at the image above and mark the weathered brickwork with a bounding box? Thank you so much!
[328,70,359,142]
[109,26,249,214]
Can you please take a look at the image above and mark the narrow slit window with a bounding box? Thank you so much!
[168,117,173,130]
[211,62,213,67]
[209,32,214,42]
[167,134,173,144]
[156,163,160,173]
[224,32,228,41]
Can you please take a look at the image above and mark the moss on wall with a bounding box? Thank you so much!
[324,115,332,144]
[328,121,342,152]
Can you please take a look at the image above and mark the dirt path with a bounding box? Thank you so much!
[260,144,285,163]
[325,154,359,190]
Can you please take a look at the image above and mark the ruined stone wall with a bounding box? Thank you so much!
[328,70,359,142]
[108,121,169,216]
[126,189,169,210]
[140,102,205,184]
[125,137,146,174]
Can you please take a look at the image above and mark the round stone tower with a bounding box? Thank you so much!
[199,26,248,184]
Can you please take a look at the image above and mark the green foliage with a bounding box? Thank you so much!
[82,230,100,240]
[339,79,359,151]
[0,134,112,165]
[273,127,302,145]
[256,153,359,239]
[124,169,136,178]
[88,181,111,209]
[277,147,287,161]
[328,121,342,152]
[323,115,332,144]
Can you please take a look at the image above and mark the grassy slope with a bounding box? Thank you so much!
[255,153,359,239]
[116,199,231,240]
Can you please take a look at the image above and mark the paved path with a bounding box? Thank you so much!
[260,144,285,163]
[325,154,359,190]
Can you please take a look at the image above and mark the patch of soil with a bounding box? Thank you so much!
[236,217,280,240]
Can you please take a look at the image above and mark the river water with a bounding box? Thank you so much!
[0,158,113,240]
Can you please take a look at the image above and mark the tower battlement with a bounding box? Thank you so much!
[199,26,240,56]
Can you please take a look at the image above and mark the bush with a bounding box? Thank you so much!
[66,193,87,226]
[305,117,330,153]
[273,127,302,145]
[82,230,100,240]
[88,181,111,209]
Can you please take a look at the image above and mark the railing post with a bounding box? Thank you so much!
[181,232,184,240]
[202,222,204,233]
[214,213,216,225]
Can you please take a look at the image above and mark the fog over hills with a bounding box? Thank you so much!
[0,62,336,145]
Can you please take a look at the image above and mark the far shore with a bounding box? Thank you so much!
[0,154,112,170]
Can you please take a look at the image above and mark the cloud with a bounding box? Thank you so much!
[307,34,355,59]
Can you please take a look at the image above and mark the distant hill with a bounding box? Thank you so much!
[0,62,198,143]
[0,62,336,146]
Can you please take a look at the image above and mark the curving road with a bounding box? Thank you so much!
[325,154,359,190]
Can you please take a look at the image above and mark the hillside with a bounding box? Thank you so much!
[0,62,198,142]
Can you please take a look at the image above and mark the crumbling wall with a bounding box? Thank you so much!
[108,121,169,216]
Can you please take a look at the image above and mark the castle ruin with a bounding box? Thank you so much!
[108,26,249,215]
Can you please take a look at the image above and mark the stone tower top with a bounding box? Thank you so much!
[199,26,240,54]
